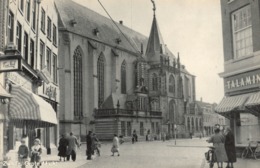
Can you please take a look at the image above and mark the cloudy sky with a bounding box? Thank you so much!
[74,0,224,104]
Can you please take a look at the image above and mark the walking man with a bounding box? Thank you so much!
[66,132,80,161]
[86,131,93,160]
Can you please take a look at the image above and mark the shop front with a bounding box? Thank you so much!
[0,85,12,162]
[4,72,58,163]
[216,69,260,146]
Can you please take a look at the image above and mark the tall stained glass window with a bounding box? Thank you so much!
[73,46,83,118]
[97,54,105,107]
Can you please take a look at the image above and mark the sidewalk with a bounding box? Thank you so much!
[4,147,93,168]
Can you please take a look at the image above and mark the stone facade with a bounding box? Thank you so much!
[56,0,196,140]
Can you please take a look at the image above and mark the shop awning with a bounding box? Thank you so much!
[215,94,251,113]
[0,84,12,98]
[9,85,57,126]
[245,92,260,107]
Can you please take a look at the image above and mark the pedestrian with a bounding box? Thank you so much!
[132,133,135,144]
[58,134,68,161]
[66,132,80,161]
[86,131,93,160]
[18,139,29,168]
[111,134,120,156]
[207,128,228,168]
[30,138,42,168]
[162,132,166,142]
[92,133,100,156]
[224,127,236,168]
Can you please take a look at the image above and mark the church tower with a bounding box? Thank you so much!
[145,1,167,64]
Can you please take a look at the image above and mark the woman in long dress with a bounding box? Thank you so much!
[224,127,236,168]
[207,128,228,168]
[111,134,120,156]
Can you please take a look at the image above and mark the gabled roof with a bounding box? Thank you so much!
[55,0,175,58]
[55,0,147,55]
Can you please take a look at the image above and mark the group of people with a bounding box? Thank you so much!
[58,132,80,162]
[18,138,42,168]
[85,131,101,160]
[207,127,236,168]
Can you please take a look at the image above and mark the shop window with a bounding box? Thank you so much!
[121,121,126,136]
[127,122,131,136]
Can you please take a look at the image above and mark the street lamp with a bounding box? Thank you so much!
[174,124,177,145]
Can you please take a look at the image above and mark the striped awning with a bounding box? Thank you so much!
[245,92,260,107]
[9,85,57,126]
[215,94,251,113]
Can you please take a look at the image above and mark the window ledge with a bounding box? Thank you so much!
[232,55,254,63]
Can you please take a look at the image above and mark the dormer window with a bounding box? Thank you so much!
[93,28,99,36]
[115,38,121,44]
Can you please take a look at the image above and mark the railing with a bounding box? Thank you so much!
[95,108,162,117]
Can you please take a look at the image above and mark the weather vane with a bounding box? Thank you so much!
[151,0,156,15]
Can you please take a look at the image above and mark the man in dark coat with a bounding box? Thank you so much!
[224,127,236,168]
[86,131,93,160]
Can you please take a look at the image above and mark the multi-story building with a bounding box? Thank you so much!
[218,0,260,146]
[196,100,229,136]
[0,0,59,161]
[56,0,196,140]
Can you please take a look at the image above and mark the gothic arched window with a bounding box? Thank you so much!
[152,73,158,91]
[98,54,105,107]
[121,60,126,94]
[73,46,83,118]
[169,75,175,93]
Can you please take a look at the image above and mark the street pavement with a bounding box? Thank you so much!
[4,138,260,168]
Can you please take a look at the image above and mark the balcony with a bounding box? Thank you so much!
[94,108,162,118]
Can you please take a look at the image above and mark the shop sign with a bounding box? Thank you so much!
[224,69,260,92]
[0,55,22,72]
[44,84,57,100]
[6,72,32,90]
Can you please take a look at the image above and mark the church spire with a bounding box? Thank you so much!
[151,0,156,16]
[145,0,165,64]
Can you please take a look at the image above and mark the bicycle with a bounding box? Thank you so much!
[241,141,260,160]
[205,146,215,168]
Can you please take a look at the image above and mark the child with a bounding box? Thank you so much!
[30,139,42,168]
[18,139,29,168]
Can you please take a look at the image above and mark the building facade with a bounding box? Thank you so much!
[0,0,59,162]
[218,0,260,145]
[56,0,197,140]
[196,101,229,136]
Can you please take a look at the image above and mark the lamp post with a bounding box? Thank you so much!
[174,124,177,145]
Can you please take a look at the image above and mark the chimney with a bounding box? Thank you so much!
[119,20,123,25]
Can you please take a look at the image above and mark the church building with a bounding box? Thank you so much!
[56,0,196,140]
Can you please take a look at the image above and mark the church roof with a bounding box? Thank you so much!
[55,0,147,55]
[55,0,174,58]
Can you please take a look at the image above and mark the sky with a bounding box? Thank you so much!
[73,0,225,104]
